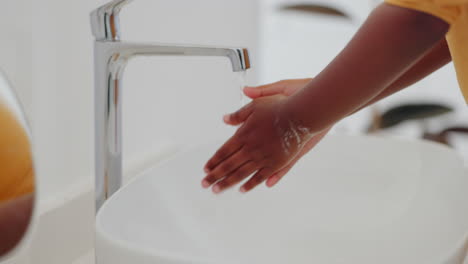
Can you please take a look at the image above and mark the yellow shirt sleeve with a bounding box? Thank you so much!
[384,0,468,104]
[384,0,465,24]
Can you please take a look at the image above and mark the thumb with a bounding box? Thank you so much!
[224,103,254,126]
[243,81,286,99]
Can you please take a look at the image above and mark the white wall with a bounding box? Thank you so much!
[0,1,32,115]
[1,0,259,209]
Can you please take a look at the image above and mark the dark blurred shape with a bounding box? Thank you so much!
[368,103,453,132]
[279,4,351,20]
[423,127,468,146]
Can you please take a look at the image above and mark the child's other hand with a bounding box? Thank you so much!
[242,79,331,188]
[202,94,314,194]
[243,79,312,99]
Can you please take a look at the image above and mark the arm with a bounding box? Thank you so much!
[240,41,451,187]
[202,3,451,194]
[285,3,450,131]
[244,38,451,115]
[353,37,451,113]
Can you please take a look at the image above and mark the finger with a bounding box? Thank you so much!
[202,148,250,188]
[223,103,254,126]
[212,161,259,193]
[243,81,286,99]
[265,164,293,188]
[204,136,243,173]
[240,168,274,193]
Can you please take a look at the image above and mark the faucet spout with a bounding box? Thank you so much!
[110,42,251,72]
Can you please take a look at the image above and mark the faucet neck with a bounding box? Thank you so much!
[90,0,133,41]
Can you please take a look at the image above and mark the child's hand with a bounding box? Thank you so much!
[202,94,314,194]
[243,80,331,188]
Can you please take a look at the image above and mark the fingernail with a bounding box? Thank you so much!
[223,114,230,123]
[202,180,211,188]
[213,185,221,194]
[204,167,210,173]
[240,186,247,193]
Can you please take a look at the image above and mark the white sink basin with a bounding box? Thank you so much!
[96,135,468,264]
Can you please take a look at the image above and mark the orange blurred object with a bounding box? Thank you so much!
[0,102,34,203]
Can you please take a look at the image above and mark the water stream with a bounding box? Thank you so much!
[236,71,249,107]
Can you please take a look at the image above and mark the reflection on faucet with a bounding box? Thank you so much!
[91,0,251,210]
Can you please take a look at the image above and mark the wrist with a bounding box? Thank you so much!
[281,89,317,132]
[275,98,314,153]
[281,85,337,134]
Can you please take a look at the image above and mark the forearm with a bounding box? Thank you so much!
[352,38,451,113]
[285,3,449,131]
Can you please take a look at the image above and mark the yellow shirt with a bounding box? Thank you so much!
[0,102,34,203]
[385,0,468,103]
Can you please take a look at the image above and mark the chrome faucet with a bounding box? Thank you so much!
[91,0,251,211]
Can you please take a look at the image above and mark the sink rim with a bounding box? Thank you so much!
[96,134,468,264]
[96,224,219,264]
[96,142,231,264]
